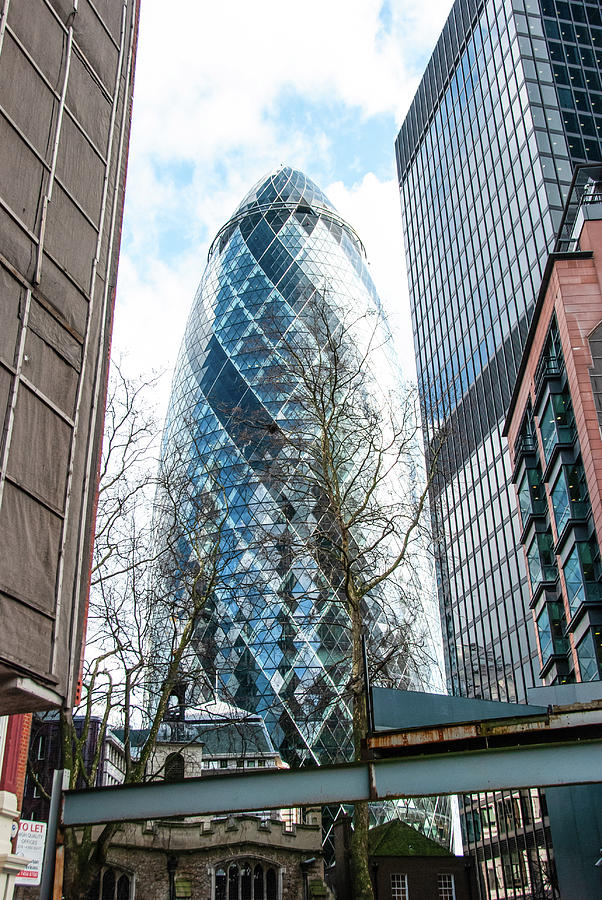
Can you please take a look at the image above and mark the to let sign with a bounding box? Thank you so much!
[15,819,47,886]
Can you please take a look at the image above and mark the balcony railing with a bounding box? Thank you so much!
[515,433,536,457]
[534,354,564,395]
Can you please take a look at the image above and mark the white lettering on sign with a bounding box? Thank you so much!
[15,819,47,886]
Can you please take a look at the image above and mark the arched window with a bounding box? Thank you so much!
[241,863,252,900]
[215,868,227,900]
[101,869,115,900]
[253,864,264,898]
[165,752,185,782]
[266,868,277,900]
[116,874,130,900]
[228,864,239,900]
[213,860,281,900]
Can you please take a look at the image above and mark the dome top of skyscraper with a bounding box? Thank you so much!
[208,165,365,261]
[235,165,333,217]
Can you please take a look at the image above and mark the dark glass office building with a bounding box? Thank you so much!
[396,0,601,896]
[155,166,452,849]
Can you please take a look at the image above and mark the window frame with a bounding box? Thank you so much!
[390,872,408,900]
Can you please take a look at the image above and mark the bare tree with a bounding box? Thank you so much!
[248,291,447,900]
[35,366,236,900]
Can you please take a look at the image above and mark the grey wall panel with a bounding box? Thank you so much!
[0,117,47,233]
[38,256,88,337]
[0,593,53,675]
[65,53,112,153]
[44,184,97,289]
[7,386,71,509]
[0,268,22,365]
[0,0,140,713]
[0,482,62,609]
[0,33,58,157]
[0,207,37,282]
[72,1,119,93]
[56,113,105,221]
[7,0,65,88]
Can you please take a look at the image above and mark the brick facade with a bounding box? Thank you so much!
[0,715,31,806]
[505,208,602,683]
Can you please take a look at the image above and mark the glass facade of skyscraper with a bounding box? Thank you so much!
[396,0,601,896]
[156,166,451,848]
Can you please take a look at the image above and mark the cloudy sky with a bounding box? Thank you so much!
[113,0,454,415]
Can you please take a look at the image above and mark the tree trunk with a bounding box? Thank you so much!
[63,823,118,900]
[351,800,374,900]
[348,588,374,900]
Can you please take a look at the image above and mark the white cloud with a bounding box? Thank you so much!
[114,0,454,407]
[327,172,416,381]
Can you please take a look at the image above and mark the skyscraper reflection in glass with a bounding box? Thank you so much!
[156,166,451,845]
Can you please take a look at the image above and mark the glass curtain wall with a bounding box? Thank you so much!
[153,166,451,849]
[396,0,602,896]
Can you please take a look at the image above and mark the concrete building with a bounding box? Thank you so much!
[396,0,602,894]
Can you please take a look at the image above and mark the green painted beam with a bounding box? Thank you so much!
[62,739,602,826]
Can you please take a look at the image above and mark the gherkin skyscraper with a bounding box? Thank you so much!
[156,166,450,843]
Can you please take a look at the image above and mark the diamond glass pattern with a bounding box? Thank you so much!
[156,167,451,845]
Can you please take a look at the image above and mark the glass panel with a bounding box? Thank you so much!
[539,390,575,462]
[117,875,130,900]
[216,868,227,900]
[537,601,568,661]
[438,873,456,900]
[102,870,115,900]
[565,462,588,513]
[564,540,600,615]
[390,873,408,900]
[527,531,556,588]
[564,545,585,613]
[241,864,252,900]
[539,398,556,461]
[266,868,277,900]
[551,474,571,534]
[253,865,264,899]
[576,630,602,681]
[165,752,185,782]
[228,865,239,900]
[518,466,545,520]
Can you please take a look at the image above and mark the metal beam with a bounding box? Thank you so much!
[62,738,602,826]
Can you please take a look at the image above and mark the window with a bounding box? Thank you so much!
[175,877,191,900]
[550,462,589,534]
[563,540,600,614]
[576,629,602,681]
[535,318,564,387]
[526,530,557,589]
[438,873,456,900]
[537,601,568,661]
[390,873,408,899]
[213,860,280,900]
[539,389,575,462]
[518,466,546,521]
[117,874,131,900]
[165,752,185,782]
